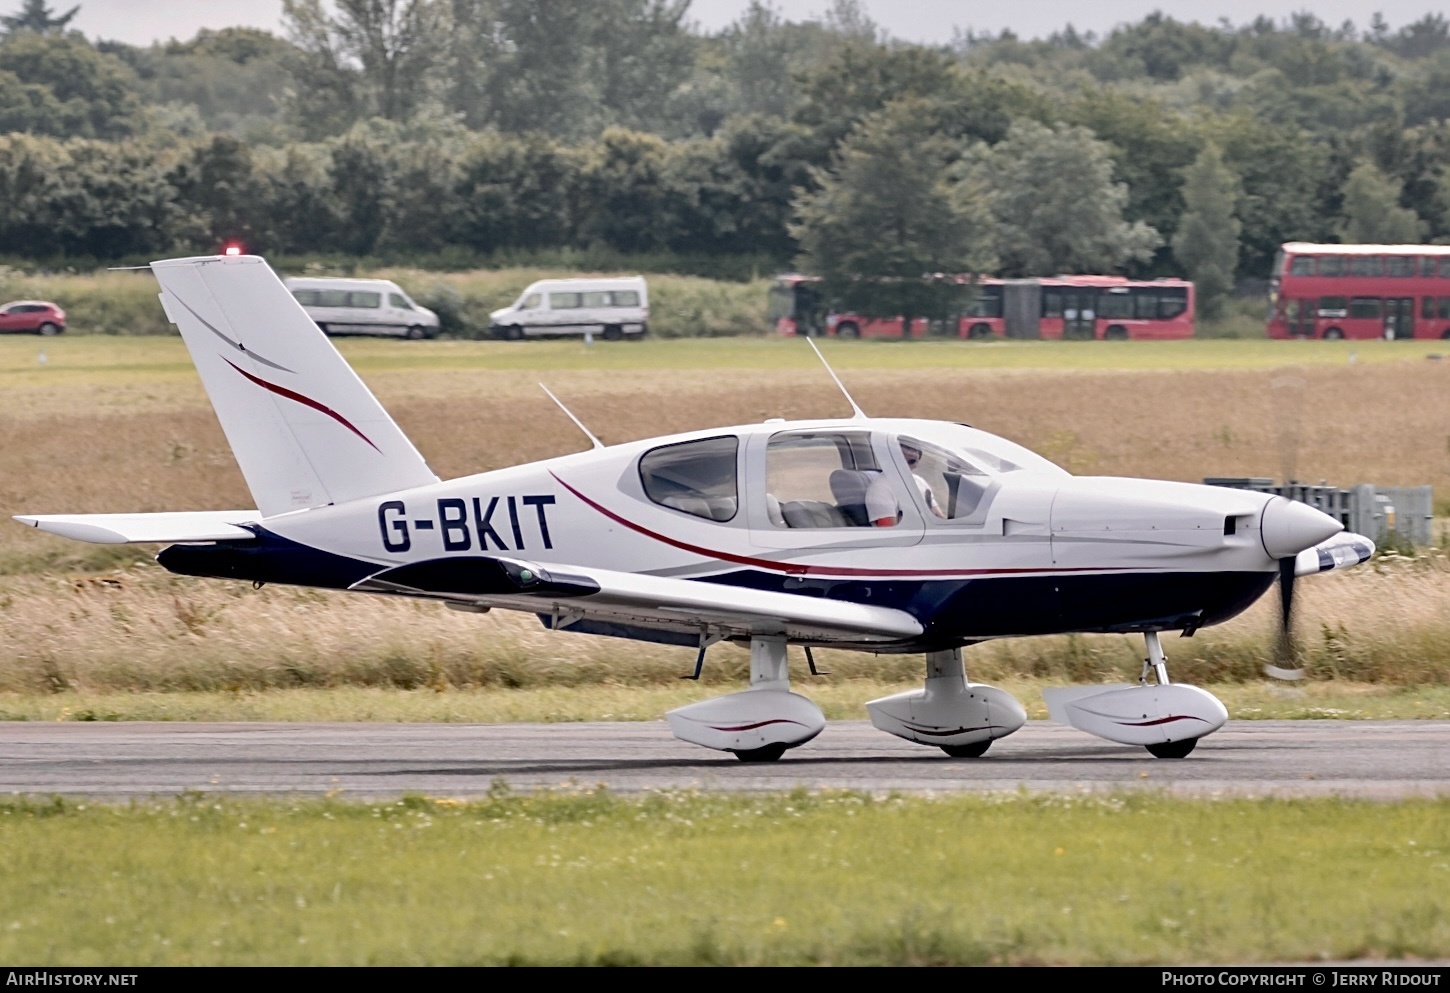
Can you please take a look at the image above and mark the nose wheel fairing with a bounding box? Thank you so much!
[1042,631,1227,756]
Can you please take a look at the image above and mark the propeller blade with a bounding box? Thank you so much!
[1265,556,1305,681]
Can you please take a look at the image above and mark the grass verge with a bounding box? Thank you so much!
[0,791,1445,965]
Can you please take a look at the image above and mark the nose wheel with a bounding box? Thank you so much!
[1042,630,1227,758]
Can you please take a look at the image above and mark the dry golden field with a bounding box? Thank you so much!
[1,335,1448,714]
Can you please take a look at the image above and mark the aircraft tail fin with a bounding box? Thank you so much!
[150,255,438,517]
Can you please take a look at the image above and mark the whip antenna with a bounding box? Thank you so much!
[807,338,867,419]
[539,383,604,450]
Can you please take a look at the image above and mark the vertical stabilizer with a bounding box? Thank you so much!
[151,255,438,517]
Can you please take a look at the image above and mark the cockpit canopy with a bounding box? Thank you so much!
[634,422,1066,529]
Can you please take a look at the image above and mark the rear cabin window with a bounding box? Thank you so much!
[1098,290,1133,320]
[349,292,381,308]
[549,292,582,309]
[581,291,611,307]
[1157,287,1188,318]
[964,285,1003,318]
[639,436,738,522]
[1349,297,1382,319]
[317,290,348,307]
[612,290,640,306]
[292,290,320,306]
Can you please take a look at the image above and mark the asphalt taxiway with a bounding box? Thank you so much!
[1,719,1446,799]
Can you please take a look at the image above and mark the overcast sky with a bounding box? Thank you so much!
[63,0,1446,47]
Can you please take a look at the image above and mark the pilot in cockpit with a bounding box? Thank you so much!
[899,442,946,520]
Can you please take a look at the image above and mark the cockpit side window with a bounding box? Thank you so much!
[764,431,887,528]
[639,436,739,522]
[897,435,995,521]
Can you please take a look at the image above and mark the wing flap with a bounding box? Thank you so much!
[13,511,261,545]
[352,555,923,643]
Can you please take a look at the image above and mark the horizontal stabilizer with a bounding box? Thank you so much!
[353,555,923,643]
[13,511,260,545]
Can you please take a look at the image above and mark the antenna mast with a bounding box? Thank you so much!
[807,338,868,419]
[539,384,604,450]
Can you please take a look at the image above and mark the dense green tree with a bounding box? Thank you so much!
[791,40,957,167]
[329,131,392,254]
[0,66,69,134]
[169,133,260,251]
[453,131,578,252]
[1100,12,1236,80]
[792,101,996,331]
[251,143,339,253]
[1066,89,1200,273]
[0,31,142,138]
[0,134,177,256]
[969,120,1160,277]
[1337,161,1427,243]
[283,0,447,132]
[1203,112,1328,278]
[1172,143,1241,320]
[576,127,683,253]
[1,0,77,36]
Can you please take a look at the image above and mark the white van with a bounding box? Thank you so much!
[489,277,648,341]
[283,277,440,339]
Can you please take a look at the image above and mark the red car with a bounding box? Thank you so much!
[0,300,66,335]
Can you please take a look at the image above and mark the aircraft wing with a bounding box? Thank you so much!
[13,511,261,544]
[351,555,923,644]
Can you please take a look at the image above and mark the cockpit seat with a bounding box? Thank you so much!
[780,500,850,528]
[828,469,874,526]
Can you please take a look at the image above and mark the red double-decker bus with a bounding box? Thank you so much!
[769,274,1194,340]
[1267,243,1450,340]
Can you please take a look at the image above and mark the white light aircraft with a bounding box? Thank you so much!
[15,255,1377,761]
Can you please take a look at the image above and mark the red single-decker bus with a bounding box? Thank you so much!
[1268,242,1450,340]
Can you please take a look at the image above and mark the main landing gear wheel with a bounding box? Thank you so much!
[664,635,827,761]
[1146,738,1198,759]
[865,648,1027,755]
[731,742,788,763]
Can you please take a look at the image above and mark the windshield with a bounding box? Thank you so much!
[894,423,1065,522]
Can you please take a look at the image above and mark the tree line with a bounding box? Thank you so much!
[2,1,1450,319]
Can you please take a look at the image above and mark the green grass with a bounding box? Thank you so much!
[0,791,1445,965]
[5,332,1448,384]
